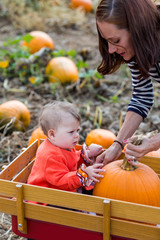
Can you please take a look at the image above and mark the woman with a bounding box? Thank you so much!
[95,0,160,165]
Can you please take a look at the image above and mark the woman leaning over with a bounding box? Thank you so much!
[95,0,160,165]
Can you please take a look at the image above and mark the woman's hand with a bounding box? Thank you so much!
[124,133,160,165]
[96,143,122,165]
[124,137,149,161]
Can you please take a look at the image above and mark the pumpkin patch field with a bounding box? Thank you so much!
[0,1,160,239]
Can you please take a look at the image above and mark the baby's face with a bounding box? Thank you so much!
[53,114,80,150]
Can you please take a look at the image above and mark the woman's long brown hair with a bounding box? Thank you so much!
[96,0,160,78]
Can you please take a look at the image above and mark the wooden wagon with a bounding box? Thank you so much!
[0,140,160,240]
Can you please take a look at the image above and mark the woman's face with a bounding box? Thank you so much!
[97,21,135,61]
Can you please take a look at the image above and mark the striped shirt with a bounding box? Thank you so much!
[127,60,160,119]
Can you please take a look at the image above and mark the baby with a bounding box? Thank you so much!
[27,101,104,192]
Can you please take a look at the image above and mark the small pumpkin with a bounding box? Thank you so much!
[21,31,54,54]
[86,129,116,149]
[0,100,30,132]
[70,0,93,13]
[45,57,79,84]
[28,127,47,145]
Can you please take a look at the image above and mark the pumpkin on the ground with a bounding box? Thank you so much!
[0,100,30,132]
[29,127,47,146]
[45,56,79,84]
[70,0,93,13]
[86,129,116,149]
[21,31,54,54]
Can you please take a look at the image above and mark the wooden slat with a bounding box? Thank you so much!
[23,185,104,214]
[0,180,160,225]
[111,199,160,225]
[24,202,103,233]
[140,156,160,173]
[0,197,17,215]
[0,180,17,197]
[103,199,111,240]
[111,218,160,240]
[12,159,35,183]
[0,196,102,233]
[0,179,104,213]
[16,184,27,233]
[0,141,38,180]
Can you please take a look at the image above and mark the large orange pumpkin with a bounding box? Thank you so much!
[45,57,79,84]
[93,157,160,207]
[85,129,116,149]
[0,100,30,132]
[28,127,47,146]
[22,31,54,54]
[70,0,93,12]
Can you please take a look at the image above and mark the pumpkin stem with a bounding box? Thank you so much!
[120,130,158,171]
[120,157,136,171]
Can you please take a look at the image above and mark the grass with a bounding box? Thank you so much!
[1,0,88,31]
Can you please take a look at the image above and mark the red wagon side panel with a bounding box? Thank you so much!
[12,215,135,240]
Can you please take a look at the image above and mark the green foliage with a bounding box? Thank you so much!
[110,95,119,103]
[97,94,119,103]
[0,34,115,104]
[76,60,89,70]
[79,69,102,80]
[0,34,104,88]
[52,49,77,58]
[0,35,48,85]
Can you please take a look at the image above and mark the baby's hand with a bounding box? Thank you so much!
[85,163,105,183]
[81,143,103,164]
[87,143,103,158]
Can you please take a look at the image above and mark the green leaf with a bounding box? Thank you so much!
[52,49,66,57]
[34,77,44,85]
[76,60,88,70]
[94,71,103,79]
[66,49,77,58]
[21,34,34,43]
[96,94,109,102]
[110,96,119,102]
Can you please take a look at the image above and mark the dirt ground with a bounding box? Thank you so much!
[0,5,160,240]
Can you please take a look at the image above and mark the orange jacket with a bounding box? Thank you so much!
[27,139,84,192]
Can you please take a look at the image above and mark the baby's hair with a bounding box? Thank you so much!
[40,101,81,135]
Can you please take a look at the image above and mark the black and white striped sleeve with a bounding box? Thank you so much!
[127,62,154,119]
